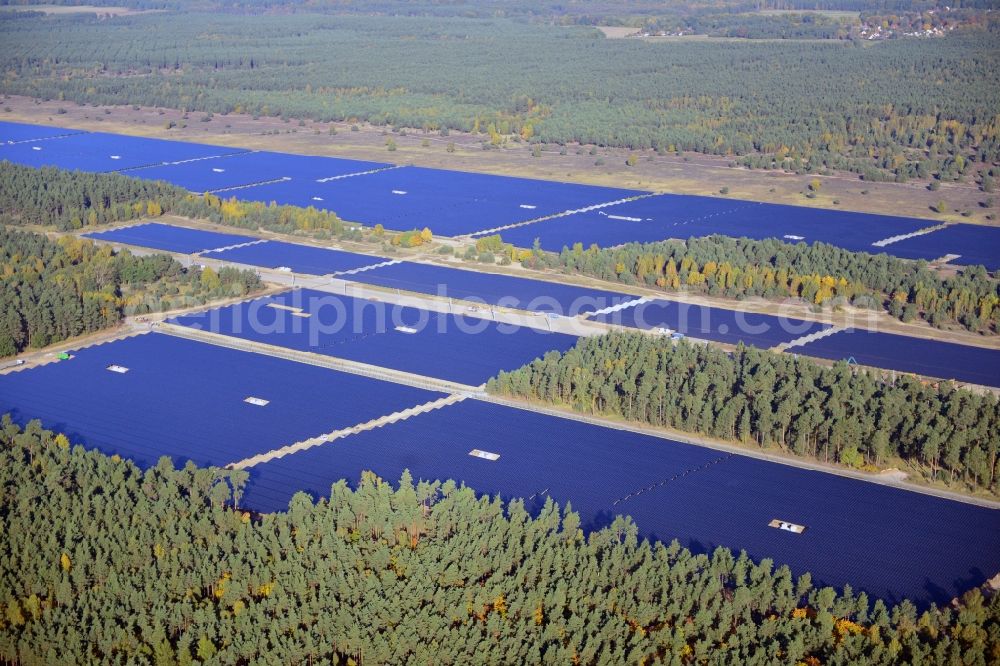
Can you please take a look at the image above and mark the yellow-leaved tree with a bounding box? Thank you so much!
[200,266,221,291]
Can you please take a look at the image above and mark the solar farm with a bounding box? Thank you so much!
[5,119,1000,268]
[128,150,392,193]
[83,222,258,255]
[589,297,833,349]
[0,129,247,172]
[2,333,998,607]
[226,165,643,237]
[202,240,392,276]
[169,290,580,386]
[791,328,1000,387]
[78,221,1000,388]
[4,118,1000,613]
[493,194,1000,270]
[339,260,640,314]
[0,122,83,144]
[238,400,1000,606]
[0,334,444,469]
[592,301,1000,387]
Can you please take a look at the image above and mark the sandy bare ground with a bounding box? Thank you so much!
[2,94,994,225]
[597,26,640,39]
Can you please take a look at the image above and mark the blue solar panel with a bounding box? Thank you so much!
[83,222,257,254]
[887,224,1000,271]
[0,333,443,469]
[170,290,579,386]
[592,298,830,348]
[793,328,1000,387]
[128,150,392,193]
[496,194,750,250]
[241,399,724,516]
[202,240,387,275]
[231,166,645,236]
[497,193,935,258]
[702,200,932,253]
[7,120,992,268]
[240,399,1000,607]
[349,261,638,314]
[0,120,83,144]
[0,131,246,172]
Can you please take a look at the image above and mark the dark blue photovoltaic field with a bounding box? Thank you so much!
[495,194,752,249]
[496,193,935,257]
[129,150,391,193]
[0,333,442,468]
[793,329,1000,387]
[170,290,578,385]
[349,261,637,314]
[83,222,257,254]
[231,165,644,236]
[591,298,830,348]
[0,131,245,172]
[0,120,83,144]
[8,121,994,271]
[887,224,1000,271]
[202,240,387,274]
[239,399,1000,607]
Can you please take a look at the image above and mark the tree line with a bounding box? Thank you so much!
[0,162,415,244]
[487,332,1000,496]
[1,11,997,179]
[0,162,192,231]
[519,235,1000,334]
[1,417,999,664]
[0,227,261,356]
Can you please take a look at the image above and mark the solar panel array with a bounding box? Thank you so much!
[83,222,258,254]
[494,193,1000,270]
[886,223,1000,270]
[239,399,1000,607]
[344,260,638,315]
[589,298,832,348]
[6,119,1000,609]
[7,120,998,268]
[0,333,443,469]
[129,150,392,193]
[4,332,996,606]
[791,328,1000,387]
[0,120,85,144]
[3,296,997,608]
[77,222,1000,387]
[169,290,579,386]
[226,165,642,237]
[202,240,389,275]
[0,128,247,172]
